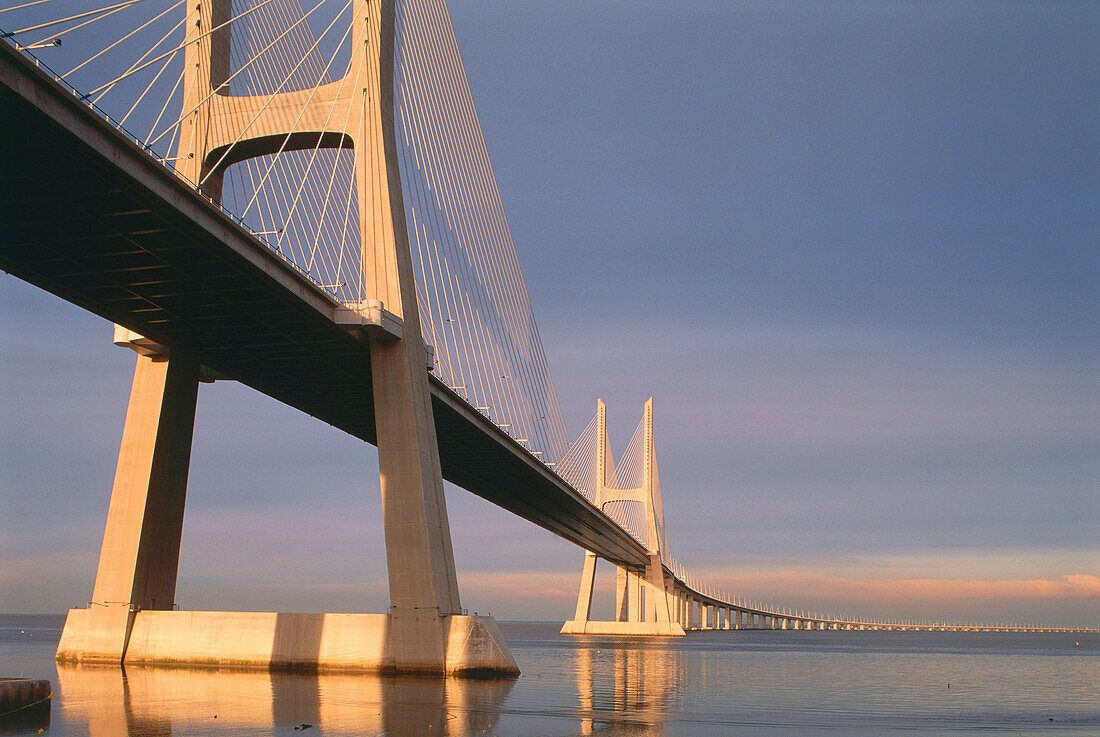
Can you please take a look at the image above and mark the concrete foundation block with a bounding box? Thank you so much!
[56,605,135,664]
[559,620,686,636]
[56,609,517,677]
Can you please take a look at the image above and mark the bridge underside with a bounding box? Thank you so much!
[0,44,647,570]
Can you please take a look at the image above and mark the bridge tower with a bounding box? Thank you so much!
[561,399,685,636]
[56,0,517,675]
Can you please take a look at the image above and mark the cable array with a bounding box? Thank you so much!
[394,0,568,461]
[601,416,648,546]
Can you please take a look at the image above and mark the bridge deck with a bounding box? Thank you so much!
[0,42,648,568]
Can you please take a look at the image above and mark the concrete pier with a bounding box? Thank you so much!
[58,611,515,676]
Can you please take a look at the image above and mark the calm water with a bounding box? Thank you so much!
[1,615,1097,736]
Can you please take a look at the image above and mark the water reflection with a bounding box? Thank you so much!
[0,699,50,736]
[56,662,514,736]
[54,640,686,737]
[572,644,682,735]
[21,625,1099,736]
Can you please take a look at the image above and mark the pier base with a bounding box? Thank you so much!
[57,609,518,677]
[559,620,685,636]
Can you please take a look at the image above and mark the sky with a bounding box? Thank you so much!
[2,0,1097,626]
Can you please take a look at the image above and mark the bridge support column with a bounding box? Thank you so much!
[358,0,514,675]
[615,566,629,622]
[642,565,679,634]
[629,570,643,622]
[562,552,598,634]
[58,352,200,663]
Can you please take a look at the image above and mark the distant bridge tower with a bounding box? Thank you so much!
[561,399,685,636]
[56,0,516,675]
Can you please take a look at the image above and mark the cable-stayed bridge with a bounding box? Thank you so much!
[0,0,1092,676]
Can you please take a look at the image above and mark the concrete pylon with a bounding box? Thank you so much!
[628,570,643,622]
[561,399,684,636]
[57,0,515,676]
[615,566,629,622]
[56,352,199,662]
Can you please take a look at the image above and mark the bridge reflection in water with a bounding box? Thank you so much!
[56,663,515,737]
[54,639,684,736]
[42,624,1100,736]
[574,646,681,736]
